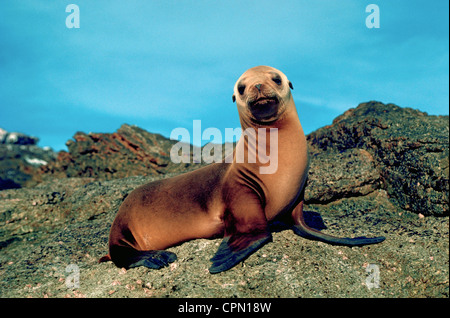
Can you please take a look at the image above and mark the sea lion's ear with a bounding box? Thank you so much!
[289,81,294,90]
[232,94,236,103]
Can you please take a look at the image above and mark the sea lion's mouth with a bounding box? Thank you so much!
[250,97,278,107]
[248,97,280,120]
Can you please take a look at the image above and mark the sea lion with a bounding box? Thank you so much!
[99,66,385,273]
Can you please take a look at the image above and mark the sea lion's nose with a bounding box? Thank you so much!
[255,84,262,92]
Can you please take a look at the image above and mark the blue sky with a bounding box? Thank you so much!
[0,0,448,150]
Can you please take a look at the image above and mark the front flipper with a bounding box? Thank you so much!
[209,232,272,274]
[110,245,177,270]
[128,250,177,269]
[211,178,273,274]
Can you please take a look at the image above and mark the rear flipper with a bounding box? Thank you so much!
[209,232,272,274]
[110,246,177,269]
[292,224,385,247]
[290,199,385,247]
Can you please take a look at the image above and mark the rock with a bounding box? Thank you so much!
[0,128,7,143]
[0,128,57,190]
[0,128,39,145]
[0,175,448,298]
[42,124,230,181]
[42,124,209,180]
[305,148,382,203]
[4,101,448,217]
[0,102,448,298]
[307,101,449,216]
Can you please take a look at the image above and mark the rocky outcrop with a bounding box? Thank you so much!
[304,148,383,204]
[2,102,448,216]
[306,101,449,216]
[0,102,448,298]
[0,128,39,146]
[41,124,204,180]
[0,128,56,190]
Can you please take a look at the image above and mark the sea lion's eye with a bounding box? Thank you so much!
[238,84,246,95]
[272,75,282,85]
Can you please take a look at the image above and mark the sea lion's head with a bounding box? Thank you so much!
[232,66,294,125]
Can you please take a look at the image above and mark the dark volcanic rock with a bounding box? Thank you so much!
[305,148,383,204]
[307,101,449,216]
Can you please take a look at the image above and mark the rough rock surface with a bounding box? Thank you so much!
[41,124,203,180]
[304,148,383,204]
[3,103,448,217]
[0,102,448,298]
[0,176,448,298]
[307,101,449,216]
